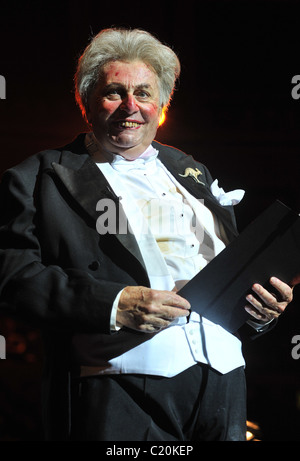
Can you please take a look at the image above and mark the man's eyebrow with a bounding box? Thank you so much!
[102,83,122,91]
[103,82,153,91]
[135,83,152,90]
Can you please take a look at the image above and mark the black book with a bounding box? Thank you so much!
[178,200,300,333]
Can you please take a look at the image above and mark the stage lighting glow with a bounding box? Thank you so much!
[246,420,261,441]
[159,109,166,126]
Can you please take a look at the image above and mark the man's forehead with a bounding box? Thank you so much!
[102,60,158,87]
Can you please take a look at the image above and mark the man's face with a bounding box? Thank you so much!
[87,60,162,159]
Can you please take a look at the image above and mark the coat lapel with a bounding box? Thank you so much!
[52,156,109,222]
[155,143,239,242]
[51,156,148,275]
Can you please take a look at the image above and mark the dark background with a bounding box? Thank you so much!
[0,0,299,441]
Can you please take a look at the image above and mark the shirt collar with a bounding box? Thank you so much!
[85,132,159,170]
[111,144,159,171]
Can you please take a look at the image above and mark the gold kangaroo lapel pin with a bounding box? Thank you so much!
[179,167,205,185]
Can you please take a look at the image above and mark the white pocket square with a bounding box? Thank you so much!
[210,179,245,206]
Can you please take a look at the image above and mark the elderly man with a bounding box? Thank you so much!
[0,28,293,441]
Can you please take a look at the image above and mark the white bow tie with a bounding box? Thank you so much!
[111,147,159,172]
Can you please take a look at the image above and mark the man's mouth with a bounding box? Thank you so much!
[115,120,144,129]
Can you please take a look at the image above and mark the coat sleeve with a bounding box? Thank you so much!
[0,165,127,334]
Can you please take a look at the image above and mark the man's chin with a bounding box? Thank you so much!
[107,138,147,159]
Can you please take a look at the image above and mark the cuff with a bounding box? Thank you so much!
[246,318,274,332]
[110,288,125,331]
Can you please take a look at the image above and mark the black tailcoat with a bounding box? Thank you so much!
[0,134,239,439]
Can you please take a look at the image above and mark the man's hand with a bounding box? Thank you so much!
[116,286,191,333]
[245,277,293,322]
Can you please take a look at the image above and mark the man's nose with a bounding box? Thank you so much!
[120,94,139,113]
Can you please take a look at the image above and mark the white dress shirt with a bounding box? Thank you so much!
[82,134,246,377]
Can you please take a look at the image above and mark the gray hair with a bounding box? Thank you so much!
[74,28,181,120]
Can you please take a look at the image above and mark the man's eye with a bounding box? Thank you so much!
[106,90,120,98]
[136,91,149,99]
